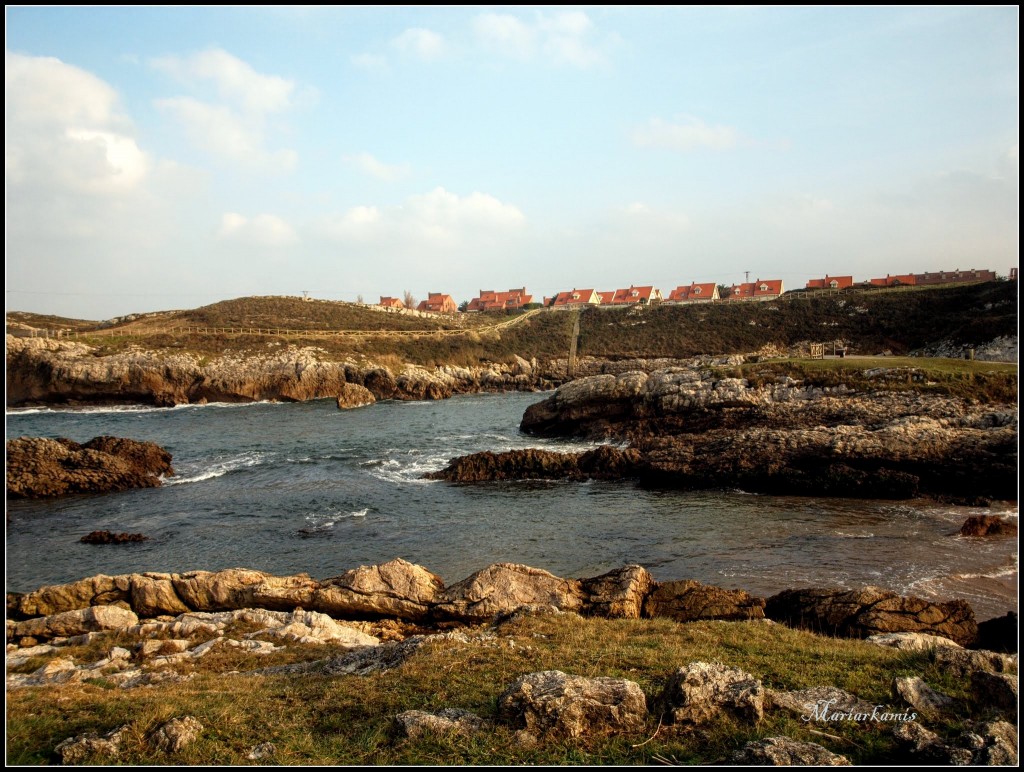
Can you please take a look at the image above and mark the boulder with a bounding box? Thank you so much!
[336,382,376,410]
[435,563,585,622]
[643,580,765,622]
[54,726,129,765]
[315,558,444,621]
[171,568,273,611]
[958,515,1017,537]
[731,737,851,766]
[497,670,648,739]
[580,565,654,619]
[147,716,203,754]
[657,661,764,725]
[893,677,954,714]
[963,720,1018,765]
[767,686,875,719]
[6,436,173,498]
[971,672,1018,715]
[129,574,193,617]
[8,573,132,618]
[865,632,962,651]
[764,586,978,646]
[931,646,1017,678]
[394,709,488,739]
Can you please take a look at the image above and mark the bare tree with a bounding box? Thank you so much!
[403,290,417,310]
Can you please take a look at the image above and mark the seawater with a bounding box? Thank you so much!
[5,392,1018,620]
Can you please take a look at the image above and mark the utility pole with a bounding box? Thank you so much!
[301,290,309,300]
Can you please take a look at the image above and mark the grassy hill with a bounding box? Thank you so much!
[5,282,1018,367]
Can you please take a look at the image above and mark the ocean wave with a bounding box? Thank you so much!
[162,452,266,485]
[299,508,369,536]
[7,400,282,416]
[365,454,447,485]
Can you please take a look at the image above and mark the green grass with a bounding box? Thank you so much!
[7,613,1007,766]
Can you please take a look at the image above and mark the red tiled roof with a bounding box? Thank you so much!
[379,296,405,309]
[467,288,533,311]
[416,292,457,313]
[667,283,718,302]
[727,279,784,299]
[552,289,600,306]
[606,285,661,304]
[805,276,853,290]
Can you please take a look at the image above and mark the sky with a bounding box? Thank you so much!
[5,6,1019,320]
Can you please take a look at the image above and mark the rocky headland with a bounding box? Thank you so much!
[429,367,1018,503]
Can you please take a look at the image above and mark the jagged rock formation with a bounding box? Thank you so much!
[959,515,1017,537]
[6,436,173,498]
[429,367,1017,502]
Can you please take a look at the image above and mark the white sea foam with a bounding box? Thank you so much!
[163,452,265,485]
[833,531,875,539]
[7,400,280,416]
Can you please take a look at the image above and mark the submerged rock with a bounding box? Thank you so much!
[959,515,1017,537]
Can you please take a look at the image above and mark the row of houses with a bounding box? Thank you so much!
[378,267,1002,314]
[805,268,998,290]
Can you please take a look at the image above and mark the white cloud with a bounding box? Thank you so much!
[151,48,296,114]
[392,28,446,61]
[154,97,297,173]
[351,53,388,72]
[473,13,536,59]
[473,10,609,68]
[317,187,524,250]
[343,152,410,181]
[632,116,741,151]
[218,212,298,246]
[151,49,303,172]
[5,52,150,194]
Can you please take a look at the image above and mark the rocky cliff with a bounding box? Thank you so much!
[4,336,554,407]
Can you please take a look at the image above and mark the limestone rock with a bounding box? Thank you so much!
[54,726,129,765]
[12,605,139,642]
[394,709,488,739]
[315,558,444,621]
[129,574,192,617]
[171,568,273,611]
[643,580,765,622]
[767,686,875,719]
[6,436,173,498]
[657,661,764,725]
[435,563,585,622]
[731,737,851,766]
[965,721,1018,765]
[893,677,954,714]
[147,716,203,754]
[8,573,132,618]
[336,382,376,410]
[931,646,1017,677]
[765,586,978,646]
[497,670,648,739]
[865,632,962,651]
[580,565,654,619]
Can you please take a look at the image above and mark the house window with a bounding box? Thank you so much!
[572,293,580,300]
[759,284,769,292]
[829,280,839,288]
[693,286,701,294]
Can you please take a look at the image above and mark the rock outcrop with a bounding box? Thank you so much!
[765,586,978,646]
[731,737,851,766]
[959,515,1017,537]
[656,661,764,725]
[5,335,554,408]
[495,368,1018,502]
[6,436,173,498]
[497,670,648,739]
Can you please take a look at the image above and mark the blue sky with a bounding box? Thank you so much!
[5,6,1019,320]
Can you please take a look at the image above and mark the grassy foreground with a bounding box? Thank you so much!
[6,613,1005,766]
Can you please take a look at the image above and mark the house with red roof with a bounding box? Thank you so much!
[726,279,785,301]
[466,288,533,312]
[602,285,663,306]
[378,296,406,310]
[416,292,458,314]
[665,283,719,303]
[805,275,854,290]
[869,274,917,287]
[597,291,615,305]
[914,268,997,286]
[549,288,601,308]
